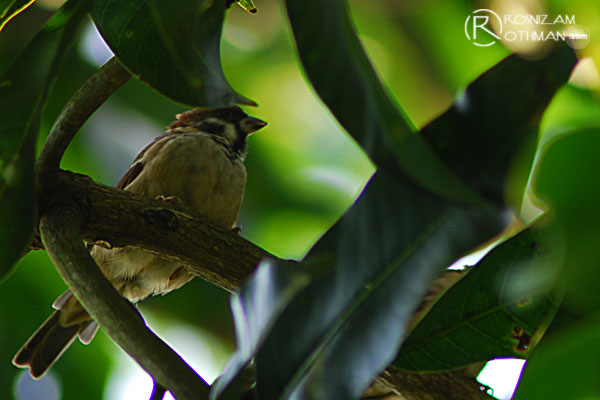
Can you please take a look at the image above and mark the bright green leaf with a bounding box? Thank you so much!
[541,85,600,141]
[0,0,36,32]
[393,226,563,372]
[0,0,89,280]
[234,0,256,14]
[90,0,254,107]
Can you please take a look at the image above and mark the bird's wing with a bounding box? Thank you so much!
[116,133,172,190]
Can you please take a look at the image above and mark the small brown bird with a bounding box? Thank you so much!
[13,106,266,378]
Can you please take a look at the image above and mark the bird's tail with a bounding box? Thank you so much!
[13,291,98,378]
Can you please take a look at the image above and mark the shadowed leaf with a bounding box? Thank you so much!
[422,45,577,204]
[214,9,577,400]
[90,0,254,107]
[216,170,508,399]
[211,259,317,400]
[0,0,89,280]
[393,226,563,372]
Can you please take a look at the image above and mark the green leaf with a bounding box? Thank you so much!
[285,0,487,206]
[234,0,257,14]
[509,128,600,398]
[90,0,253,107]
[253,172,507,399]
[513,316,600,400]
[211,259,317,400]
[532,127,600,310]
[0,0,89,280]
[541,85,600,138]
[393,226,563,372]
[421,44,577,204]
[0,125,35,282]
[0,0,35,32]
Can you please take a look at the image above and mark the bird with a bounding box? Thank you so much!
[13,106,267,378]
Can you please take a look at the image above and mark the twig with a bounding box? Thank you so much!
[40,205,210,400]
[36,56,130,182]
[374,369,495,400]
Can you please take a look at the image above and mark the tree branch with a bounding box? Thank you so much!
[40,204,210,400]
[36,56,130,182]
[372,369,495,400]
[33,56,212,399]
[41,169,274,292]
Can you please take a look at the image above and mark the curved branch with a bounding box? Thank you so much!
[36,56,130,182]
[33,56,212,399]
[40,205,210,400]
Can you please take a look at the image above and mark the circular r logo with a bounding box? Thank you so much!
[465,9,503,47]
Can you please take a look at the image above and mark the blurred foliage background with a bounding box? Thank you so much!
[0,0,598,399]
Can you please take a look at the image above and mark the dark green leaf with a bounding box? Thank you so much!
[0,0,35,32]
[0,126,35,282]
[0,0,89,280]
[285,0,486,205]
[211,259,317,400]
[253,172,507,399]
[421,44,577,204]
[214,6,577,399]
[393,226,563,372]
[90,0,253,107]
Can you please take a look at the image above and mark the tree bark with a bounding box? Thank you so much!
[40,169,275,293]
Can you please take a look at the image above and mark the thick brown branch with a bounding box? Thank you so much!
[41,170,276,292]
[40,205,210,400]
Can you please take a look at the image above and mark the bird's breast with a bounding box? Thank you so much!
[129,132,247,228]
[93,132,248,302]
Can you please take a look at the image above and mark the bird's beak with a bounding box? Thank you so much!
[240,116,267,135]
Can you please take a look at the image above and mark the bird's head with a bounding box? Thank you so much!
[168,106,266,156]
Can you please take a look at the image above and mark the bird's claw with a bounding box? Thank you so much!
[155,195,184,208]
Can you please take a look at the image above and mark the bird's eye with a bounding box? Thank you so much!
[198,121,225,134]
